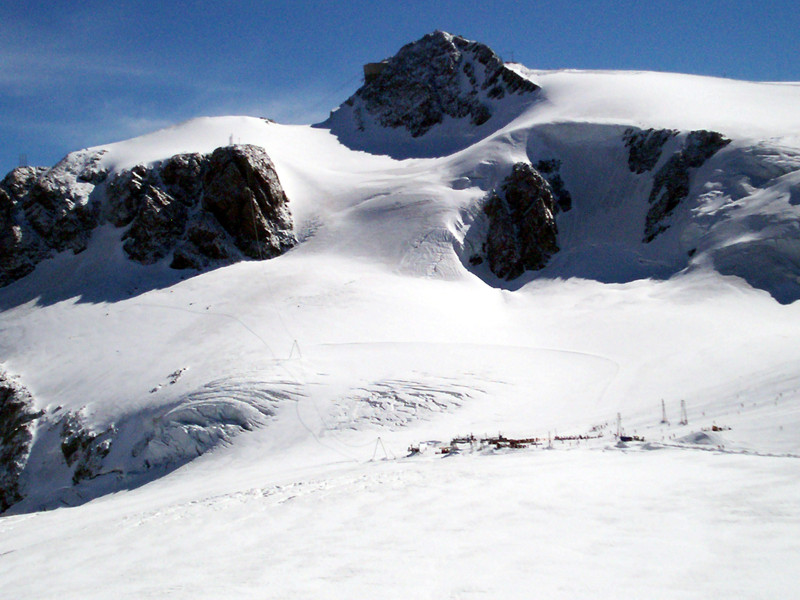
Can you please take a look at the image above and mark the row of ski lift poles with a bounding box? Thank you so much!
[410,399,693,455]
[615,399,690,442]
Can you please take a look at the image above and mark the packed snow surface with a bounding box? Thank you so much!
[2,61,800,598]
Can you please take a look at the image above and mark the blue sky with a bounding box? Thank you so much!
[1,0,798,175]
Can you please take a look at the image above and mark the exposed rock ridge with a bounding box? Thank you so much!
[623,128,678,174]
[107,144,296,269]
[471,162,559,279]
[0,150,104,287]
[0,144,296,286]
[642,130,731,241]
[343,31,539,137]
[0,372,42,512]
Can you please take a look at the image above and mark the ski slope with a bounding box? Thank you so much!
[1,54,800,598]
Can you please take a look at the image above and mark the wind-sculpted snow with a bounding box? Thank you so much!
[691,143,800,303]
[134,378,298,471]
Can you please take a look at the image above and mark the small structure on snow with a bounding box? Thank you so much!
[363,61,388,83]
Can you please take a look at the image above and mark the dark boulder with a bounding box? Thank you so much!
[0,152,101,287]
[0,144,296,287]
[169,213,238,270]
[121,184,189,264]
[0,168,50,286]
[22,158,100,254]
[59,413,114,485]
[534,159,572,213]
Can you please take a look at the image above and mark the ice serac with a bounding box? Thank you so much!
[0,374,296,514]
[470,162,559,280]
[323,30,540,156]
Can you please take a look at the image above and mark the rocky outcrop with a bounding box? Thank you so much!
[59,414,115,485]
[107,144,295,269]
[471,163,559,279]
[330,31,539,138]
[644,130,731,241]
[0,144,296,286]
[106,161,194,264]
[0,150,103,287]
[0,167,49,285]
[202,145,295,260]
[623,128,677,174]
[0,373,42,512]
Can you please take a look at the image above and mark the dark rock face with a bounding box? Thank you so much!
[534,159,572,213]
[170,213,235,270]
[0,143,296,287]
[19,154,102,254]
[107,163,192,264]
[0,373,42,512]
[202,145,295,259]
[59,414,114,485]
[0,167,50,285]
[477,163,559,279]
[338,31,539,138]
[0,151,103,287]
[644,130,731,241]
[106,144,296,269]
[623,128,677,174]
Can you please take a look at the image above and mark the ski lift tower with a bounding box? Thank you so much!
[679,400,688,426]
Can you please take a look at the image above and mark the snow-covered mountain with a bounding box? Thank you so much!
[1,31,800,598]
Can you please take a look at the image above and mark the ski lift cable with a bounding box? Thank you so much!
[303,74,363,116]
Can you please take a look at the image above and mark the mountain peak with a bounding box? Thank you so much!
[323,32,539,148]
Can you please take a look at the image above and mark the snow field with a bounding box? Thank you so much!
[2,63,800,597]
[1,444,798,599]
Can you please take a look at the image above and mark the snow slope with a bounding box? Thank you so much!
[1,33,800,598]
